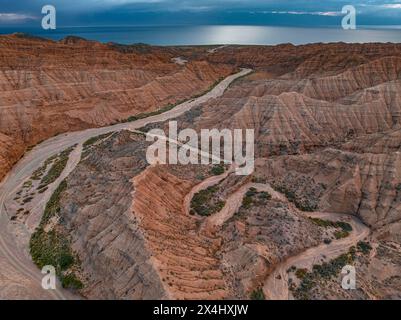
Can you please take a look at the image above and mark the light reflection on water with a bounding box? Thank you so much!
[1,25,401,45]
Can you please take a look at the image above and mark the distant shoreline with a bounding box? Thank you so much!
[1,25,401,46]
[3,32,401,49]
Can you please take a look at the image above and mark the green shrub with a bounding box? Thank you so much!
[41,179,67,227]
[29,180,84,291]
[196,174,205,181]
[295,268,308,279]
[272,184,317,212]
[61,273,84,290]
[38,186,48,194]
[258,192,272,200]
[22,197,34,204]
[246,187,257,197]
[30,229,75,271]
[39,147,74,188]
[83,132,113,149]
[59,252,75,270]
[309,217,333,228]
[242,196,253,209]
[334,230,350,239]
[250,288,265,300]
[215,201,226,211]
[357,241,372,255]
[294,247,356,299]
[295,201,317,212]
[190,186,225,216]
[241,189,271,210]
[210,164,225,176]
[335,221,353,232]
[309,218,352,234]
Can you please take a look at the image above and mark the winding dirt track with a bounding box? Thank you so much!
[205,182,285,227]
[0,68,252,300]
[184,175,370,300]
[263,212,370,300]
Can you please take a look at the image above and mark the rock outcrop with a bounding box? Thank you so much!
[59,131,168,299]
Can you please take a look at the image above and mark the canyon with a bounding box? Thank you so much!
[1,36,401,299]
[0,33,234,182]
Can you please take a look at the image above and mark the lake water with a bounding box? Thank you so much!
[1,25,401,45]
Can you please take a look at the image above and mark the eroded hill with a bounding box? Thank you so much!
[0,34,234,181]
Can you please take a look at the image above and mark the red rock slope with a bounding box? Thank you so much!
[0,34,233,181]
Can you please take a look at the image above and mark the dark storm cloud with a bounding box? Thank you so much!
[1,1,401,26]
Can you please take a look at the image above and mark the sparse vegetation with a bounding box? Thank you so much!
[272,184,317,212]
[309,217,352,239]
[22,196,34,204]
[190,185,225,216]
[323,238,332,245]
[287,266,297,273]
[335,221,353,232]
[40,179,67,227]
[258,191,271,200]
[31,154,58,181]
[29,180,84,290]
[293,247,356,300]
[61,273,84,290]
[241,188,272,210]
[30,229,75,271]
[357,241,372,255]
[250,288,265,300]
[81,132,114,160]
[121,103,178,123]
[210,164,225,176]
[38,146,75,189]
[295,268,308,279]
[334,230,350,239]
[83,132,113,149]
[38,186,48,194]
[241,195,253,209]
[23,180,33,189]
[226,188,272,224]
[121,77,224,124]
[228,71,253,88]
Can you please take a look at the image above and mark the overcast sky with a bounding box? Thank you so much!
[1,0,401,27]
